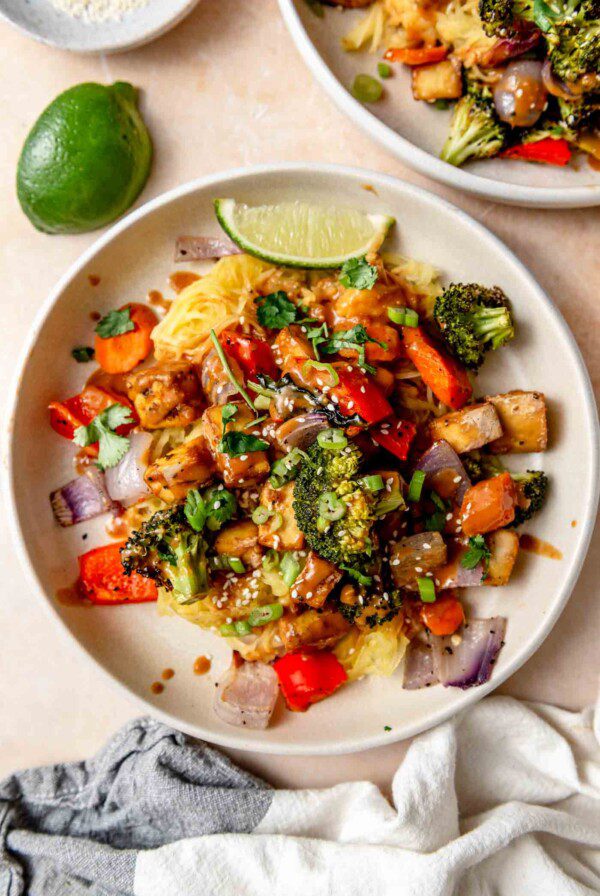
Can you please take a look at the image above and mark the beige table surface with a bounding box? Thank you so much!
[0,0,598,791]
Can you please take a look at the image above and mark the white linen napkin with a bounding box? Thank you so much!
[135,696,600,896]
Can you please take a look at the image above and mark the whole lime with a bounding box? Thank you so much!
[17,81,152,234]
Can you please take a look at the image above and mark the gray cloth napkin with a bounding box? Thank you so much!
[0,718,271,896]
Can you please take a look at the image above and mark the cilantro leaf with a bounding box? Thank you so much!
[72,403,134,470]
[71,346,95,363]
[218,431,269,457]
[321,324,387,374]
[339,256,378,290]
[95,308,135,339]
[221,403,238,425]
[255,292,299,329]
[203,486,237,530]
[184,489,208,532]
[461,535,491,570]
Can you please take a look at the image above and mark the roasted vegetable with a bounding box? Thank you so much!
[121,504,209,601]
[144,436,214,502]
[486,390,548,453]
[293,440,377,571]
[440,82,509,167]
[389,532,447,588]
[434,283,514,371]
[511,470,549,526]
[429,402,503,454]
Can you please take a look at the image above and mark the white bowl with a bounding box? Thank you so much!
[0,0,200,54]
[278,0,600,209]
[4,163,598,754]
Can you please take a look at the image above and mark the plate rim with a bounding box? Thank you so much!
[3,161,599,755]
[0,0,200,54]
[277,0,600,210]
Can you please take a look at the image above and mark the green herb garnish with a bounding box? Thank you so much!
[184,489,208,532]
[221,403,238,425]
[95,308,134,339]
[72,403,133,470]
[255,291,298,329]
[339,256,378,290]
[321,323,386,374]
[461,535,491,570]
[218,430,269,457]
[341,564,373,587]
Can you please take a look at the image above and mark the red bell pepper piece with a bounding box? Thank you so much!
[372,418,417,461]
[402,326,472,410]
[78,542,158,605]
[49,385,137,455]
[500,138,572,166]
[219,330,279,380]
[273,650,348,712]
[332,365,393,425]
[384,45,448,65]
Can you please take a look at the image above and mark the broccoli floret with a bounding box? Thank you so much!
[293,441,376,570]
[478,0,534,37]
[558,95,600,133]
[510,470,549,526]
[462,452,506,482]
[441,82,509,167]
[550,22,600,83]
[434,283,515,370]
[121,505,209,601]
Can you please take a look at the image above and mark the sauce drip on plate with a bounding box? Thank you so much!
[519,534,563,560]
[193,656,211,676]
[169,271,200,294]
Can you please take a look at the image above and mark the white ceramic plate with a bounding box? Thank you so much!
[0,0,199,54]
[278,0,600,209]
[4,164,598,754]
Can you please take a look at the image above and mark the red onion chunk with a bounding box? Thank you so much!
[482,25,540,66]
[276,412,330,452]
[214,660,279,729]
[434,539,485,589]
[431,617,507,689]
[416,440,472,505]
[50,468,114,527]
[105,431,153,507]
[174,236,243,263]
[403,640,439,690]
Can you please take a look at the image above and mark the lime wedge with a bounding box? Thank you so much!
[214,199,395,269]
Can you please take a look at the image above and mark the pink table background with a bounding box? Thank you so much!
[0,0,598,790]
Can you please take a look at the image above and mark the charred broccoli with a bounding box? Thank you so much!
[539,0,600,84]
[478,0,534,37]
[121,504,209,601]
[558,95,600,132]
[510,470,549,526]
[462,452,506,482]
[293,438,377,571]
[434,283,515,370]
[440,82,509,167]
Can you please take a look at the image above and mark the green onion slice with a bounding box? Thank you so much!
[248,602,284,627]
[253,395,272,410]
[430,490,447,511]
[408,470,426,502]
[270,511,283,532]
[417,577,436,603]
[229,557,245,574]
[360,474,384,492]
[234,619,252,636]
[219,623,237,637]
[280,552,301,588]
[302,360,339,387]
[403,309,419,328]
[262,549,280,572]
[387,306,407,325]
[318,491,347,521]
[351,73,383,103]
[252,505,272,525]
[378,62,392,79]
[317,428,348,452]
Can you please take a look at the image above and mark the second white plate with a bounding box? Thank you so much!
[278,0,600,208]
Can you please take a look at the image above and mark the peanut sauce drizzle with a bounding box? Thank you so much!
[193,656,212,675]
[169,271,200,294]
[519,533,563,560]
